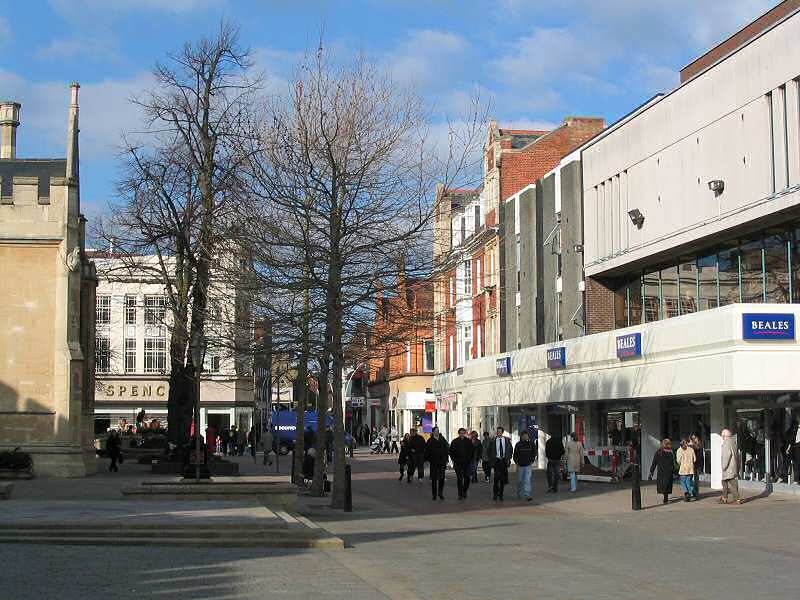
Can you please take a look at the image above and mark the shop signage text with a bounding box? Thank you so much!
[349,397,365,407]
[742,313,795,340]
[616,333,642,359]
[547,347,566,369]
[496,356,512,376]
[103,384,167,398]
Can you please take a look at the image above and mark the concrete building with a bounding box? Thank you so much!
[435,0,800,493]
[89,255,254,436]
[0,84,99,477]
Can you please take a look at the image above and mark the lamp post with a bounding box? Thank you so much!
[190,330,207,481]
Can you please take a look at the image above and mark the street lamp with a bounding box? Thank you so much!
[190,329,207,480]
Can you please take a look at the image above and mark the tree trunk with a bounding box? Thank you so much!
[309,358,329,496]
[293,285,311,485]
[330,317,346,509]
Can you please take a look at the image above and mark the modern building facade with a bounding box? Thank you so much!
[89,255,254,436]
[0,85,99,477]
[435,0,800,492]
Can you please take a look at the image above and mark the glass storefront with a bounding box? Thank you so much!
[615,227,800,328]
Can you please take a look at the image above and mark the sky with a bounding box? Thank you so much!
[0,0,780,220]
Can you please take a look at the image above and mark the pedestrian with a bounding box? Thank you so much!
[406,428,426,483]
[236,426,247,456]
[513,429,536,501]
[690,434,704,499]
[220,427,230,456]
[545,433,565,493]
[676,438,696,502]
[649,438,676,504]
[229,425,238,455]
[205,424,217,458]
[380,425,390,453]
[481,431,493,482]
[398,433,410,481]
[248,427,257,462]
[106,429,122,472]
[426,427,449,501]
[469,431,481,483]
[720,428,743,505]
[390,426,399,453]
[263,429,274,466]
[565,432,584,493]
[449,428,473,499]
[325,426,334,464]
[489,427,513,501]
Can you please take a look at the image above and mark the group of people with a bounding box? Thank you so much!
[210,425,249,457]
[396,426,587,502]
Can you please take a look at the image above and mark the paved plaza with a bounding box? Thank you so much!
[2,450,799,599]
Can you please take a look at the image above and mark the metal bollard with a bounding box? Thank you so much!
[344,463,353,512]
[631,463,642,510]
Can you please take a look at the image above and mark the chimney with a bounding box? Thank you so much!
[66,82,80,182]
[0,100,21,159]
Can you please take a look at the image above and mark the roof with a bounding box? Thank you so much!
[0,158,66,201]
[498,129,549,149]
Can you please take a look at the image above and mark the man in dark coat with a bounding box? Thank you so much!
[486,427,513,501]
[545,434,565,493]
[449,428,474,499]
[425,427,449,500]
[106,429,122,472]
[406,428,427,483]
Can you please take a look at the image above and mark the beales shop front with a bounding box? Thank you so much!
[94,376,255,437]
[453,304,800,492]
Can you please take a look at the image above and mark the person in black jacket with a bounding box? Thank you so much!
[398,433,410,481]
[106,429,122,472]
[406,428,427,483]
[470,431,482,483]
[649,438,676,504]
[487,427,513,501]
[449,428,474,499]
[425,427,449,500]
[545,434,565,493]
[513,430,537,501]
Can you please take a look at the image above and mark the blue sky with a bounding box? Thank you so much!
[0,0,779,219]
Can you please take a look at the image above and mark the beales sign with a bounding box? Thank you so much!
[742,313,795,340]
[547,347,566,369]
[616,332,642,359]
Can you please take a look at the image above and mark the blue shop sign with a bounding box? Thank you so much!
[742,313,795,340]
[616,332,642,359]
[547,347,566,369]
[496,356,512,376]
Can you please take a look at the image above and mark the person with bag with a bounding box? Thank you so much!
[649,438,676,504]
[565,432,584,493]
[676,438,697,502]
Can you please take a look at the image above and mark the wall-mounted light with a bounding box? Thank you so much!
[708,179,724,195]
[628,208,645,229]
[572,243,584,253]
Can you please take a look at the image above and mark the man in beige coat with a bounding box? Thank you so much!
[720,429,742,504]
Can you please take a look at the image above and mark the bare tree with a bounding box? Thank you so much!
[243,47,486,506]
[98,22,259,451]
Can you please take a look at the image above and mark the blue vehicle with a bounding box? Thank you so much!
[270,410,352,455]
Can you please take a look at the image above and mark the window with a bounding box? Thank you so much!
[697,253,719,311]
[474,205,481,231]
[96,295,111,325]
[124,338,136,373]
[95,336,110,373]
[678,261,698,315]
[206,354,221,373]
[144,337,167,373]
[739,239,764,303]
[460,217,466,243]
[718,248,740,306]
[642,270,661,322]
[463,260,472,295]
[450,277,456,304]
[476,256,482,289]
[764,233,789,303]
[144,295,166,325]
[463,325,472,364]
[123,295,137,325]
[424,339,435,371]
[661,265,679,318]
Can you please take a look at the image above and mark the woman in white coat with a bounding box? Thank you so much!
[565,432,585,493]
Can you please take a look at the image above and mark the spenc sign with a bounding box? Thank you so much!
[547,347,566,369]
[742,313,795,340]
[616,332,642,359]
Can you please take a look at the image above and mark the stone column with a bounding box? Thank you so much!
[710,394,724,490]
[536,404,548,468]
[639,398,662,481]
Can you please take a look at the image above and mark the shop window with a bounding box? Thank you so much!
[96,295,111,325]
[697,253,719,311]
[95,336,111,373]
[628,276,642,326]
[613,283,628,329]
[678,261,698,315]
[660,265,679,318]
[642,270,661,322]
[764,233,790,303]
[718,248,740,306]
[124,295,137,325]
[740,239,765,303]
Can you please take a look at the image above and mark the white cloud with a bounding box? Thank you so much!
[36,37,120,62]
[385,29,469,93]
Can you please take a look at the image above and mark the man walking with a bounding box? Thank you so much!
[721,428,742,505]
[545,433,565,493]
[489,427,513,501]
[425,427,449,500]
[407,428,426,483]
[513,429,536,501]
[481,431,493,482]
[449,428,473,500]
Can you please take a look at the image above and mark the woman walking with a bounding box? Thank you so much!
[676,438,697,502]
[649,438,677,504]
[470,431,482,483]
[398,433,410,481]
[690,434,704,499]
[565,432,584,493]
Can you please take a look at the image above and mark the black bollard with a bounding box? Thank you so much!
[291,449,296,483]
[631,463,642,510]
[344,463,353,512]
